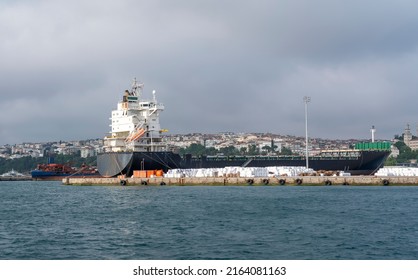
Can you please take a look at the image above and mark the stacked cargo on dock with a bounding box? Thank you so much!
[132,170,164,178]
[375,167,418,176]
[164,166,315,178]
[355,141,391,150]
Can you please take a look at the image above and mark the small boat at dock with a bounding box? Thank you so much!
[0,169,32,181]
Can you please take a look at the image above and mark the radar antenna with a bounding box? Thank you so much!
[131,78,144,97]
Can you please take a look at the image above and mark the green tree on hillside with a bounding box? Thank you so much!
[247,144,260,155]
[279,147,293,155]
[219,146,239,156]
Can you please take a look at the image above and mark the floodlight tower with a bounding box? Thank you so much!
[371,125,376,143]
[303,96,311,168]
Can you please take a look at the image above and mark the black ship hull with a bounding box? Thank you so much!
[97,150,390,177]
[181,151,390,176]
[97,152,183,177]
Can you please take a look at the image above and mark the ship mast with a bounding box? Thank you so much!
[131,78,143,98]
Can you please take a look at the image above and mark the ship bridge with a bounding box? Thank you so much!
[103,79,168,153]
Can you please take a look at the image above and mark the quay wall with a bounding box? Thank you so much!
[63,176,418,186]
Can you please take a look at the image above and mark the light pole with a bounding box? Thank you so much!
[303,96,311,169]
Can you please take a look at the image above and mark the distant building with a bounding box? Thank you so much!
[390,145,400,158]
[404,124,418,150]
[81,146,96,158]
[58,146,80,155]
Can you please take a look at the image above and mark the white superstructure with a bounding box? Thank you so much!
[103,79,167,152]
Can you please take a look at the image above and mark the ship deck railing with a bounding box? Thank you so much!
[195,154,363,161]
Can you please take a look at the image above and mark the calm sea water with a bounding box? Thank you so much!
[1,181,417,260]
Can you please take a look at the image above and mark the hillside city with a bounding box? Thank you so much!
[0,132,399,161]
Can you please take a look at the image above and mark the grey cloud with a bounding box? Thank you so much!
[1,0,418,144]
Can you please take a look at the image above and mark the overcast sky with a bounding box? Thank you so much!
[1,0,418,145]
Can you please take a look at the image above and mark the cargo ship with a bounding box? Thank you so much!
[31,159,100,180]
[97,79,391,177]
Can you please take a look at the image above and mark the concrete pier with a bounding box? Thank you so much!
[62,176,418,186]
